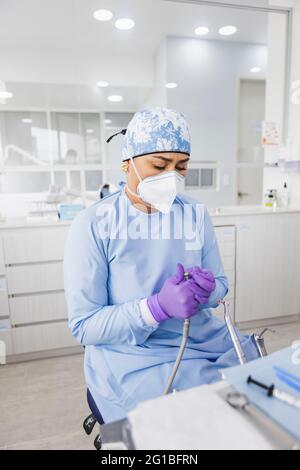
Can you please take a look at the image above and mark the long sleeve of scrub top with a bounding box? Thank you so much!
[64,211,159,347]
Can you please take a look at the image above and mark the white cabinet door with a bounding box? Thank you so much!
[10,292,68,325]
[6,262,64,295]
[0,329,13,357]
[11,321,78,355]
[3,226,69,265]
[235,213,300,323]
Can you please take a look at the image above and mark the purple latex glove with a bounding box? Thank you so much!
[187,266,216,305]
[147,264,202,322]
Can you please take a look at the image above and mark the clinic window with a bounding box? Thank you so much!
[0,110,104,195]
[0,111,50,166]
[51,112,102,165]
[185,168,217,190]
[0,111,103,167]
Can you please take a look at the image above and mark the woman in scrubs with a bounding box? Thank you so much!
[64,108,259,423]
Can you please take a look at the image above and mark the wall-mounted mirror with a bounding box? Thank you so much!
[0,0,290,215]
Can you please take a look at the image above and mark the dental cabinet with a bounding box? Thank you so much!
[212,208,300,327]
[0,220,78,363]
[0,208,300,363]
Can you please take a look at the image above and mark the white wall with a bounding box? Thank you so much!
[143,41,167,109]
[0,49,153,88]
[264,0,300,205]
[165,37,267,206]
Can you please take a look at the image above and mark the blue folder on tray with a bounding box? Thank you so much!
[223,346,300,441]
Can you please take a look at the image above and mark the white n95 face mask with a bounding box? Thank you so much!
[127,159,185,214]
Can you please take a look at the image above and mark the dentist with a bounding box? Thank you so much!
[64,108,259,423]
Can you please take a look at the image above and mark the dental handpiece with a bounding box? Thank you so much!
[163,283,248,394]
[221,300,247,365]
[163,272,191,395]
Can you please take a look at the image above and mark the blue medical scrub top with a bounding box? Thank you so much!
[64,183,258,423]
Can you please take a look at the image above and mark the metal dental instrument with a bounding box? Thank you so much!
[220,301,271,365]
[226,392,300,450]
[163,272,191,395]
[247,376,300,411]
[253,328,274,358]
[164,283,271,394]
[220,300,247,365]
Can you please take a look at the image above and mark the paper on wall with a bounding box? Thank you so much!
[262,121,281,147]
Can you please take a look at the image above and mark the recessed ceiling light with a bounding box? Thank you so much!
[251,67,262,73]
[108,95,123,102]
[93,9,113,22]
[105,119,112,124]
[86,129,94,134]
[22,118,33,124]
[115,18,135,30]
[219,25,238,36]
[195,26,209,36]
[0,91,13,99]
[96,80,109,88]
[166,83,178,89]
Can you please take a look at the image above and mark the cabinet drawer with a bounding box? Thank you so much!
[227,283,235,299]
[215,226,236,244]
[219,242,235,257]
[222,256,235,272]
[0,238,5,274]
[3,226,69,265]
[11,321,77,355]
[10,292,68,325]
[0,290,9,317]
[225,271,235,287]
[6,262,64,295]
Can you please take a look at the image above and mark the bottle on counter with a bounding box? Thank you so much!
[281,182,290,208]
[264,189,278,208]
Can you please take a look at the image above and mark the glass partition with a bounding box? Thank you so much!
[0,0,290,210]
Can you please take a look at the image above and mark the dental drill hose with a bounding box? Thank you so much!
[163,272,191,395]
[163,318,190,395]
[163,284,251,394]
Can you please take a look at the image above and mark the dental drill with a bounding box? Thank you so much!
[221,300,247,365]
[163,283,270,394]
[221,300,271,365]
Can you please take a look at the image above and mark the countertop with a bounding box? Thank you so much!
[0,205,300,229]
[208,205,300,218]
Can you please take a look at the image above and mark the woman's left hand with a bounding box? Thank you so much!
[187,266,216,305]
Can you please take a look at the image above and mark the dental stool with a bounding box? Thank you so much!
[83,389,105,450]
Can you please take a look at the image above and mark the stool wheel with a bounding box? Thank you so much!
[83,413,97,435]
[94,433,102,450]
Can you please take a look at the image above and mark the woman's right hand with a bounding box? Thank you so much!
[147,264,202,322]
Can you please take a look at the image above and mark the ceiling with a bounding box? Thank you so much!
[0,0,270,57]
[168,0,271,8]
[0,0,277,111]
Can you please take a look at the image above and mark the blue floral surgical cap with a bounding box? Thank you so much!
[122,108,191,161]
